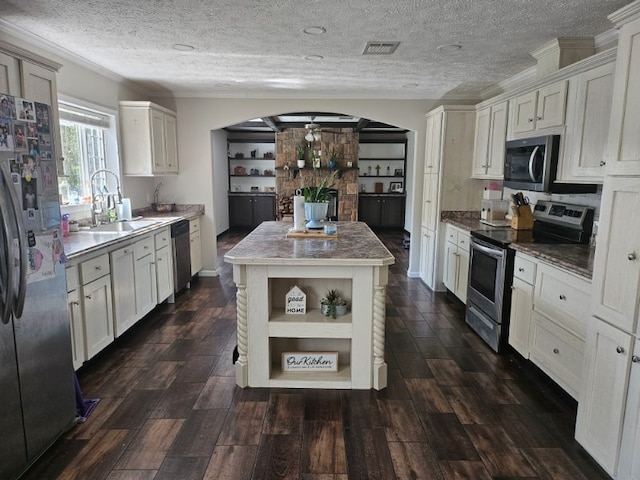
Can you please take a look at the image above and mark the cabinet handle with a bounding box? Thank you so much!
[599,161,606,167]
[85,295,92,300]
[536,116,542,120]
[71,301,80,306]
[632,355,640,363]
[629,252,637,261]
[559,294,566,300]
[95,265,102,271]
[528,118,534,123]
[144,245,149,250]
[553,348,559,354]
[518,267,525,272]
[617,346,625,354]
[124,249,130,254]
[510,285,515,290]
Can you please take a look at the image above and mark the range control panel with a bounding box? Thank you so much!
[533,200,594,228]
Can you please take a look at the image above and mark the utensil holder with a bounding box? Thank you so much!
[511,205,534,230]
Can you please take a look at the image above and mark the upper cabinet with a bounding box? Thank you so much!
[119,101,179,176]
[509,80,567,138]
[472,101,508,179]
[0,51,21,95]
[424,109,443,174]
[605,7,640,176]
[558,61,614,183]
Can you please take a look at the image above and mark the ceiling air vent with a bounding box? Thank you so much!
[362,42,400,55]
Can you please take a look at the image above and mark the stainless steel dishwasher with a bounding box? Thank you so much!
[171,220,191,292]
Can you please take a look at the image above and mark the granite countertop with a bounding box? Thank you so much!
[63,209,202,260]
[224,221,395,266]
[441,211,595,279]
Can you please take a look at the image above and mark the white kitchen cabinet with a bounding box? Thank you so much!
[618,337,640,480]
[424,109,443,173]
[0,51,21,95]
[421,173,439,231]
[559,62,614,183]
[154,228,174,303]
[508,253,536,357]
[134,236,157,319]
[443,224,469,304]
[606,4,640,176]
[119,101,179,176]
[472,101,508,178]
[79,254,114,360]
[110,245,137,337]
[509,80,567,136]
[189,217,203,276]
[65,265,86,371]
[419,227,436,289]
[576,318,633,477]
[591,178,640,335]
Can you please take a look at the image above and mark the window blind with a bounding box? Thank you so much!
[58,102,110,129]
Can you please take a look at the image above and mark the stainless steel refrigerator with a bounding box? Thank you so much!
[0,93,76,479]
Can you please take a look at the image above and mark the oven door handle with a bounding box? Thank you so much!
[528,146,540,182]
[471,239,505,259]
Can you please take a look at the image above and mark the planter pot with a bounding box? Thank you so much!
[304,202,328,229]
[321,303,348,317]
[297,159,305,168]
[328,159,337,169]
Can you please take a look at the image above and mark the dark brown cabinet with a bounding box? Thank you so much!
[358,194,405,228]
[229,194,276,228]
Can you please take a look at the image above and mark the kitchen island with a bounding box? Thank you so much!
[224,221,395,390]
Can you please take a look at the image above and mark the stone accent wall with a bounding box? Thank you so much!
[276,128,359,221]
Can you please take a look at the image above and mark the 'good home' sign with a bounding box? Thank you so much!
[282,352,338,372]
[285,285,306,314]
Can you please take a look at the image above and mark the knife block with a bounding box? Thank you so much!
[511,205,534,230]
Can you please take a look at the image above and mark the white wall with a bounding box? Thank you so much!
[211,129,230,234]
[157,97,439,275]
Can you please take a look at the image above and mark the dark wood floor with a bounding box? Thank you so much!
[23,229,610,480]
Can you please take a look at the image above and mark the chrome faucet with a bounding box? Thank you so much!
[90,169,122,226]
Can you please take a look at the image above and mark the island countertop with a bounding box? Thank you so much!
[224,221,395,266]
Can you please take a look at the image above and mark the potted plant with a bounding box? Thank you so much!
[302,169,339,228]
[327,147,339,169]
[320,289,348,318]
[296,142,306,168]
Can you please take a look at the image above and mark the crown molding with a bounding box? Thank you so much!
[608,1,640,27]
[0,37,62,72]
[594,28,619,51]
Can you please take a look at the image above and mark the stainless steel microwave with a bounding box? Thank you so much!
[504,135,559,192]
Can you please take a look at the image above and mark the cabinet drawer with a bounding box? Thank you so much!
[530,311,584,399]
[66,264,79,292]
[445,225,457,243]
[135,235,155,260]
[80,254,110,285]
[456,231,470,251]
[189,217,200,234]
[514,254,536,284]
[534,263,590,338]
[154,227,171,250]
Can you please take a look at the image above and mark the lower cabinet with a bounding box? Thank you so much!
[189,217,203,275]
[618,337,640,480]
[110,245,137,337]
[65,265,85,371]
[508,276,534,357]
[419,227,436,289]
[155,228,174,302]
[442,224,469,303]
[229,194,276,228]
[134,236,157,319]
[358,195,405,228]
[576,318,633,476]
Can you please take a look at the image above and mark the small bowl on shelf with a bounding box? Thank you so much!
[151,203,175,213]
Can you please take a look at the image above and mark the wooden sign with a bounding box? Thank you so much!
[282,352,338,372]
[285,285,306,314]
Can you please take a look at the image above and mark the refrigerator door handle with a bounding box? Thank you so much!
[0,170,15,324]
[0,162,27,318]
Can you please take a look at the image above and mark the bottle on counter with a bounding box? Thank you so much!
[61,214,70,237]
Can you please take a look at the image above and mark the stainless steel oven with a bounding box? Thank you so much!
[466,236,514,352]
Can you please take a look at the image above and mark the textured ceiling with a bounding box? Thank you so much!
[0,0,632,99]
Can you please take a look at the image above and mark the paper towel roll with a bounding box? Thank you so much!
[118,198,132,221]
[293,195,306,231]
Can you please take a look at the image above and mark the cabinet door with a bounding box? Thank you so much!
[607,16,640,176]
[619,338,640,480]
[164,113,179,173]
[472,106,491,177]
[456,248,469,304]
[486,101,508,177]
[150,108,166,174]
[156,245,174,303]
[254,196,276,224]
[419,227,436,289]
[536,80,568,129]
[576,319,633,476]
[229,195,255,228]
[0,51,21,95]
[592,178,640,334]
[190,232,202,275]
[111,246,137,337]
[67,289,86,371]
[135,254,157,319]
[443,241,457,293]
[509,276,533,357]
[560,63,614,182]
[82,275,114,360]
[425,111,442,173]
[512,91,538,134]
[380,196,404,228]
[358,196,381,227]
[421,173,439,231]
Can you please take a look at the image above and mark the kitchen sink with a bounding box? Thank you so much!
[80,220,159,233]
